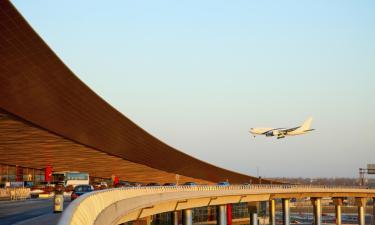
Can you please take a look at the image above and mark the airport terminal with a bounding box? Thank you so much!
[0,1,267,187]
[1,1,375,225]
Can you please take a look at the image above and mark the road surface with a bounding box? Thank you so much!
[0,198,70,225]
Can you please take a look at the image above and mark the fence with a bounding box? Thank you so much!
[0,187,30,200]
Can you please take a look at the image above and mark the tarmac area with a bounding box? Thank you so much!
[0,198,70,225]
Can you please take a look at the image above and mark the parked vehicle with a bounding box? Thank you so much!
[71,185,94,201]
[114,181,132,188]
[53,171,89,187]
[183,182,197,186]
[163,183,176,186]
[217,181,230,186]
[145,183,161,187]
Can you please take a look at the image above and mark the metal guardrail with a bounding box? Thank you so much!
[0,187,31,200]
[57,185,375,225]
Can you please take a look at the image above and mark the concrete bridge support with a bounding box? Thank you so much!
[170,211,179,225]
[333,198,343,225]
[182,209,193,225]
[356,198,366,225]
[227,204,232,225]
[282,199,290,225]
[248,202,258,225]
[269,199,276,225]
[216,205,227,225]
[146,216,152,225]
[311,198,322,225]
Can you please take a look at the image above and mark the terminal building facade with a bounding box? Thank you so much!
[0,1,269,187]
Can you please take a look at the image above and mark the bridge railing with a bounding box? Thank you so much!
[57,184,374,225]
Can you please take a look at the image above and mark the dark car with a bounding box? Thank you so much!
[217,181,230,186]
[183,182,197,186]
[71,185,94,201]
[163,183,176,186]
[145,182,161,187]
[114,181,132,188]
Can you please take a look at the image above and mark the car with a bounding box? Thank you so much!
[71,185,94,201]
[145,182,161,187]
[131,182,143,187]
[163,183,176,186]
[114,181,132,188]
[217,181,230,186]
[183,182,197,186]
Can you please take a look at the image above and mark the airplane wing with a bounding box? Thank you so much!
[278,126,300,134]
[260,128,285,135]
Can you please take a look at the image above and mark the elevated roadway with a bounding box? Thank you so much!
[57,185,375,225]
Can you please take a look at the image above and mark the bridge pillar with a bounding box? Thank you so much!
[356,197,367,225]
[269,199,276,225]
[182,209,193,225]
[282,198,290,225]
[311,198,322,225]
[154,214,161,225]
[207,206,213,221]
[171,211,179,225]
[227,204,232,225]
[333,197,343,225]
[216,205,227,225]
[248,202,258,225]
[146,216,152,225]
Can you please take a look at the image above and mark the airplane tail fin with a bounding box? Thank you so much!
[298,117,313,131]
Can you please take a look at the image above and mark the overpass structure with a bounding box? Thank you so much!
[58,185,375,225]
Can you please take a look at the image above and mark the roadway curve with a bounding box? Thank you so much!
[57,185,375,225]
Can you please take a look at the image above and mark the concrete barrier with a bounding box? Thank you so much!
[57,185,375,225]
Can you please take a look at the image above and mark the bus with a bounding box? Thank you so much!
[53,171,89,187]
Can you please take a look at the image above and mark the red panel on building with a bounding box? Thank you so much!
[16,166,23,182]
[45,165,52,182]
[113,176,119,185]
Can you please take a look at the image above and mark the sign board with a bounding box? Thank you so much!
[10,181,24,188]
[175,174,180,185]
[367,164,375,174]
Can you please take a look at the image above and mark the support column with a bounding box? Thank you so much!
[251,212,258,225]
[154,214,161,225]
[171,211,178,225]
[227,204,232,225]
[356,198,366,225]
[269,199,276,225]
[282,199,290,225]
[333,198,343,225]
[182,209,193,225]
[146,216,152,225]
[216,205,227,225]
[248,202,258,225]
[311,198,322,225]
[207,206,213,221]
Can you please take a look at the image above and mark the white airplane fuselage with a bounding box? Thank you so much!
[249,117,314,139]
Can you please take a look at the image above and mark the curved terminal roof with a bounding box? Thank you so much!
[0,1,271,184]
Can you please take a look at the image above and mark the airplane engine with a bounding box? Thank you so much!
[265,130,277,136]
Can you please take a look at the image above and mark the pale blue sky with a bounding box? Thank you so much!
[12,0,375,177]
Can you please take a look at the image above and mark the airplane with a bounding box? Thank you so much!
[249,117,314,139]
